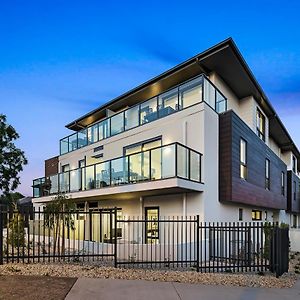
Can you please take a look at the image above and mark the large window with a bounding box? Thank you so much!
[125,139,162,182]
[140,97,158,124]
[294,181,296,201]
[180,77,202,109]
[265,159,270,190]
[158,88,178,117]
[281,172,285,196]
[240,139,247,179]
[256,109,266,142]
[110,112,124,136]
[252,210,262,221]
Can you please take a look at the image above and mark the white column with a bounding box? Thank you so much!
[139,196,144,218]
[183,121,187,145]
[183,193,187,218]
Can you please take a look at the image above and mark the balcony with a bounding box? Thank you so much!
[60,75,227,155]
[33,143,203,199]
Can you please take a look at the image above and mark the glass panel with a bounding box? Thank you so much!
[95,161,111,188]
[49,174,59,194]
[70,169,81,192]
[151,148,161,180]
[129,153,141,182]
[125,106,139,130]
[33,178,45,197]
[162,144,175,178]
[59,172,70,192]
[190,151,200,181]
[203,77,215,109]
[216,90,226,113]
[158,88,178,117]
[240,139,246,164]
[78,129,88,148]
[111,112,124,136]
[140,97,158,124]
[68,133,78,151]
[88,123,99,144]
[85,165,95,190]
[111,157,128,185]
[60,137,69,155]
[180,77,202,109]
[177,144,189,179]
[142,151,150,180]
[99,119,110,140]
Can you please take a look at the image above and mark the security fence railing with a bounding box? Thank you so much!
[0,207,288,277]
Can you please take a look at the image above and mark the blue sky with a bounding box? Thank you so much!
[1,0,300,196]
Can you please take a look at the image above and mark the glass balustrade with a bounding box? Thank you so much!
[60,75,227,155]
[33,143,203,198]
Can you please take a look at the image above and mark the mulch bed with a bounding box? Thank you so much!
[0,275,77,300]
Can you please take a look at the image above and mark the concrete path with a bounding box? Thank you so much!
[66,278,300,300]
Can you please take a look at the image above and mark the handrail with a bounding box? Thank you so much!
[59,74,227,155]
[33,142,203,197]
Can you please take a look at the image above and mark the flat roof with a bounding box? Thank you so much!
[65,38,300,161]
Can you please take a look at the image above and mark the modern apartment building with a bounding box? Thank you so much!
[32,38,300,229]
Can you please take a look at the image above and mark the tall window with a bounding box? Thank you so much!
[256,109,266,142]
[265,159,270,190]
[238,208,243,221]
[240,139,247,179]
[281,172,285,196]
[294,181,296,201]
[145,207,159,244]
[292,155,297,173]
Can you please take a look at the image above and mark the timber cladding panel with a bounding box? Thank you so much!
[45,156,59,177]
[287,170,300,213]
[219,110,287,210]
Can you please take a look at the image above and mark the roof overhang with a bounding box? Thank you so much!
[66,38,300,162]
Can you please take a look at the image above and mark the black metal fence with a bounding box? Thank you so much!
[0,207,289,276]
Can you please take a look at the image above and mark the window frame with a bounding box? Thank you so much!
[281,171,285,196]
[265,159,270,190]
[238,208,243,221]
[256,108,266,142]
[240,138,247,180]
[145,206,160,244]
[252,210,262,221]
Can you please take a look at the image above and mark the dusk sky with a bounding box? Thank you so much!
[1,0,300,196]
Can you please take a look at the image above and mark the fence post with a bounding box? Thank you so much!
[196,215,199,272]
[114,207,118,268]
[0,206,3,265]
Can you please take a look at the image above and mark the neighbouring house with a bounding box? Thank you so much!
[32,38,300,243]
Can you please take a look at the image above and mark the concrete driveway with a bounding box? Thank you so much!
[66,278,300,300]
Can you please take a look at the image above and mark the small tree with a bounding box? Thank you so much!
[0,114,27,196]
[43,193,76,256]
[7,212,26,248]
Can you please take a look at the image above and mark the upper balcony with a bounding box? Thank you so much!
[59,75,227,155]
[33,142,203,200]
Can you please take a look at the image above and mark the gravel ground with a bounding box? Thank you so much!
[0,262,298,289]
